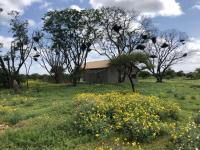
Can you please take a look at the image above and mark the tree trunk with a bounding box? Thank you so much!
[117,69,126,83]
[13,79,20,94]
[156,75,163,83]
[26,75,29,88]
[54,72,64,84]
[72,77,77,86]
[117,69,122,83]
[8,76,14,89]
[72,72,77,86]
[128,75,135,92]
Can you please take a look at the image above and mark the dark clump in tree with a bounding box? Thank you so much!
[110,52,149,92]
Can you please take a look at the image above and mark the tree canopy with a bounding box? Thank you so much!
[42,9,102,86]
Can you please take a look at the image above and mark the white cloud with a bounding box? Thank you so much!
[28,19,36,27]
[90,0,183,17]
[87,50,107,62]
[39,1,52,10]
[70,5,82,11]
[0,36,13,50]
[173,37,200,72]
[0,0,41,25]
[192,2,200,10]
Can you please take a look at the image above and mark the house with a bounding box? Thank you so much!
[83,60,119,83]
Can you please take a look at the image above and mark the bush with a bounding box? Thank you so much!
[72,92,181,142]
[138,71,151,79]
[169,121,200,150]
[186,72,196,79]
[164,68,176,79]
[176,71,185,77]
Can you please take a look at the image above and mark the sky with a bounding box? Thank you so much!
[0,0,200,74]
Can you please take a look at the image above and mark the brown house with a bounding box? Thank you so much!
[83,60,119,83]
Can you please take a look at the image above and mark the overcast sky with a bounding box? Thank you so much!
[0,0,200,74]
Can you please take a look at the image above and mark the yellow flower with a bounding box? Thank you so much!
[95,134,99,137]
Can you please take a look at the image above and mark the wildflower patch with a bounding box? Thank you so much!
[72,92,181,142]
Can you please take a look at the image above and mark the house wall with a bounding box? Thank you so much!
[84,67,118,84]
[107,67,119,83]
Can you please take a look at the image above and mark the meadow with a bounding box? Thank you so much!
[0,78,200,150]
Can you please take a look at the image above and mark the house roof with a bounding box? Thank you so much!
[85,60,110,69]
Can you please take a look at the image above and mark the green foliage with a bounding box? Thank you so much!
[169,122,200,150]
[186,68,200,80]
[164,68,176,79]
[176,71,185,77]
[73,92,180,142]
[139,71,151,79]
[194,68,200,79]
[186,72,196,79]
[0,11,33,88]
[110,52,149,67]
[43,9,102,86]
[110,52,150,91]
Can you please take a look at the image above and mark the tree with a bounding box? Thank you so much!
[110,52,149,92]
[145,30,188,83]
[0,8,4,86]
[33,31,66,83]
[43,9,102,86]
[95,7,152,82]
[186,72,195,79]
[164,68,176,79]
[176,70,185,77]
[139,70,151,79]
[194,68,200,79]
[0,11,33,88]
[24,55,33,88]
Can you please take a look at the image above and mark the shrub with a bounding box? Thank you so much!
[176,71,185,77]
[194,111,200,125]
[191,96,196,100]
[164,68,176,79]
[138,71,151,79]
[169,121,200,150]
[72,92,181,142]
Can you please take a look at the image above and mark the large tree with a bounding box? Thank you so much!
[95,7,151,82]
[145,30,188,83]
[33,31,67,83]
[0,11,33,88]
[43,9,102,86]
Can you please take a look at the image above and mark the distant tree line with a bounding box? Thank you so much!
[0,7,194,92]
[138,68,200,80]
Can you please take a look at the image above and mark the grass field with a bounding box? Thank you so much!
[0,78,200,149]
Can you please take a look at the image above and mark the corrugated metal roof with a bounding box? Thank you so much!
[85,60,110,69]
